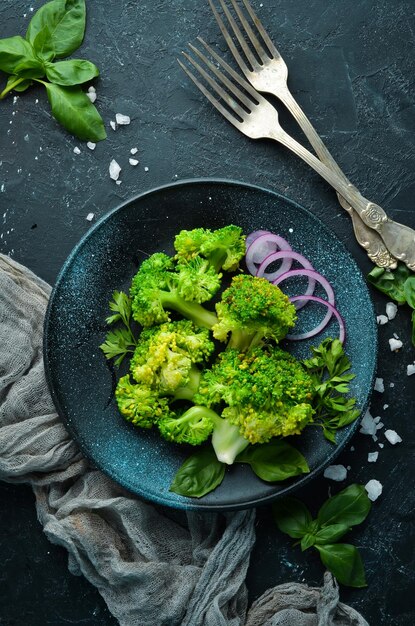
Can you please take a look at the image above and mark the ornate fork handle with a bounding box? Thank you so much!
[271,126,415,270]
[277,88,397,269]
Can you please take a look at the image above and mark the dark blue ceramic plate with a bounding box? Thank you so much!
[44,179,377,511]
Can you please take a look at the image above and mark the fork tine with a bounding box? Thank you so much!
[207,0,251,75]
[196,37,261,103]
[181,48,250,120]
[189,42,256,111]
[228,0,270,63]
[177,58,243,132]
[240,0,281,59]
[210,0,261,71]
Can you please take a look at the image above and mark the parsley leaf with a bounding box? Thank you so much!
[302,338,359,443]
[100,291,137,366]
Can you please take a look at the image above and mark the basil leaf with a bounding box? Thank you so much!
[300,533,316,551]
[26,0,86,59]
[404,277,415,309]
[314,523,350,544]
[317,484,371,528]
[169,446,225,498]
[315,544,367,588]
[43,82,106,141]
[45,59,99,86]
[272,497,313,538]
[0,36,38,75]
[367,263,410,304]
[236,440,309,482]
[32,25,55,62]
[13,57,45,79]
[5,75,32,93]
[412,310,415,348]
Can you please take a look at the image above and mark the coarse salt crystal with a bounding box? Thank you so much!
[130,147,138,155]
[374,378,384,393]
[359,409,377,436]
[377,315,388,325]
[365,479,383,502]
[378,443,384,448]
[116,113,130,125]
[86,91,97,103]
[129,158,139,166]
[109,159,121,181]
[86,213,94,221]
[374,416,381,424]
[87,142,96,150]
[73,146,81,155]
[13,96,18,104]
[88,86,96,93]
[384,429,402,445]
[386,302,398,320]
[350,446,355,451]
[389,338,402,352]
[407,363,415,376]
[368,452,379,462]
[390,382,395,388]
[323,465,347,482]
[383,404,389,410]
[110,121,117,131]
[144,166,149,172]
[376,422,384,430]
[116,180,122,185]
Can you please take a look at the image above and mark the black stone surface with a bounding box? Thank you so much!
[0,0,414,624]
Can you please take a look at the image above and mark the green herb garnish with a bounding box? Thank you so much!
[273,484,371,588]
[0,0,106,142]
[302,338,360,443]
[368,263,415,347]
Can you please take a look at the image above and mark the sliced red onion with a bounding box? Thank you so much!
[287,295,345,344]
[246,233,292,275]
[273,268,335,314]
[245,230,271,248]
[257,250,314,285]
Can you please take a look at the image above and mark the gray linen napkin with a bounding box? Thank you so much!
[0,254,369,626]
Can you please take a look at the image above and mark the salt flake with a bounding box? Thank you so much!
[386,302,398,320]
[384,429,402,445]
[86,213,95,221]
[129,158,139,166]
[109,159,121,181]
[365,479,383,502]
[368,452,379,463]
[377,315,388,325]
[73,146,81,155]
[86,91,97,103]
[407,364,415,376]
[323,465,347,482]
[110,121,117,131]
[116,113,130,125]
[87,142,96,150]
[130,147,138,155]
[389,338,403,352]
[359,409,377,436]
[374,378,384,393]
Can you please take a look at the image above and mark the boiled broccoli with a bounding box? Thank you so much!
[212,274,297,351]
[129,225,246,329]
[194,346,315,463]
[130,320,215,400]
[115,374,174,428]
[174,224,246,272]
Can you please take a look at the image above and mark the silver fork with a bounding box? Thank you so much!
[207,0,399,270]
[178,39,415,271]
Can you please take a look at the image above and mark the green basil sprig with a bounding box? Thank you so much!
[368,263,415,347]
[0,0,106,142]
[272,484,371,588]
[170,440,309,498]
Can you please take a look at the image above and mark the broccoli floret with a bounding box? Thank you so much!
[115,375,173,428]
[158,406,217,446]
[213,274,297,351]
[130,252,218,328]
[130,320,215,399]
[174,225,246,272]
[194,346,315,461]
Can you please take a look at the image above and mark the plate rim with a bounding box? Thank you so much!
[43,177,378,511]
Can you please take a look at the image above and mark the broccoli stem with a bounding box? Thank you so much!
[161,293,218,329]
[208,249,227,273]
[211,416,250,465]
[227,329,264,352]
[173,366,202,401]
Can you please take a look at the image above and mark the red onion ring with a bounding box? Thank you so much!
[246,233,292,276]
[273,268,335,314]
[257,250,314,284]
[245,230,271,248]
[287,295,345,343]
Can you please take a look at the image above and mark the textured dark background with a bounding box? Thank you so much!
[0,0,414,624]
